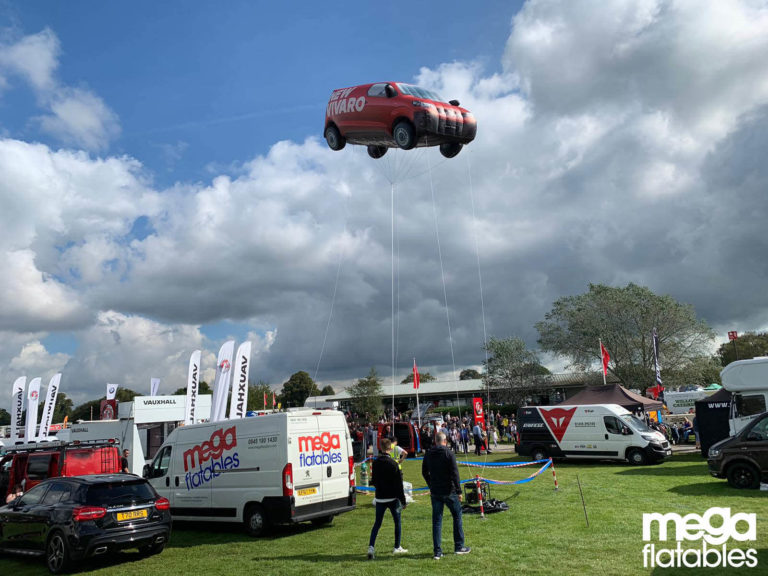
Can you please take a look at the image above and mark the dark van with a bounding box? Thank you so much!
[376,422,421,455]
[708,410,768,489]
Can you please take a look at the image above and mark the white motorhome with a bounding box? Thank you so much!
[143,409,356,535]
[721,357,768,435]
[303,396,339,410]
[517,404,671,465]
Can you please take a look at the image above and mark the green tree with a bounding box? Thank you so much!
[319,385,336,396]
[52,392,74,423]
[716,332,768,367]
[348,367,383,416]
[460,368,482,380]
[0,408,9,426]
[400,372,436,385]
[483,337,544,405]
[662,356,722,390]
[173,381,213,395]
[279,371,320,408]
[70,387,141,421]
[536,283,715,390]
[248,381,274,411]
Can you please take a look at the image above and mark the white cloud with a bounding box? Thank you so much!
[0,28,59,92]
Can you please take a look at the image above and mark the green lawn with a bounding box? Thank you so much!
[3,451,767,575]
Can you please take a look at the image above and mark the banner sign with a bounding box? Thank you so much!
[211,340,235,422]
[25,377,42,442]
[100,399,117,420]
[472,397,485,429]
[37,373,61,440]
[150,377,161,397]
[106,383,118,400]
[185,350,202,425]
[10,376,26,443]
[228,342,252,419]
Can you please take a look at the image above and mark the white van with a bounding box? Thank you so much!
[517,404,671,465]
[721,357,768,435]
[143,409,356,535]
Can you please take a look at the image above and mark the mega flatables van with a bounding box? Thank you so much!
[517,404,671,465]
[143,409,355,535]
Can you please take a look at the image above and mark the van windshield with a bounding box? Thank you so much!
[621,414,651,433]
[396,84,444,102]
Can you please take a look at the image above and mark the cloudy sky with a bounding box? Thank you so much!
[2,0,768,405]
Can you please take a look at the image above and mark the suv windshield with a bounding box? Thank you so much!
[396,84,444,102]
[621,414,652,433]
[86,480,156,506]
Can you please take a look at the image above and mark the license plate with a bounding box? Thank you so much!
[666,450,672,456]
[297,487,317,497]
[117,509,148,522]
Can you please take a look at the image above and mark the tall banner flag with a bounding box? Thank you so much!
[229,341,252,419]
[263,391,267,409]
[211,340,235,422]
[150,377,161,397]
[10,376,26,443]
[185,350,201,425]
[272,392,276,409]
[652,328,663,386]
[106,383,119,400]
[412,359,420,390]
[38,373,61,440]
[472,397,485,429]
[599,340,610,385]
[25,377,42,442]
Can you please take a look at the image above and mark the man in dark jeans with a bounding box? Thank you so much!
[422,432,471,559]
[368,438,408,559]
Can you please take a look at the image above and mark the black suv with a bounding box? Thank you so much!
[0,474,171,573]
[708,410,768,489]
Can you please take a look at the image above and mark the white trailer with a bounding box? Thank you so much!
[721,357,768,435]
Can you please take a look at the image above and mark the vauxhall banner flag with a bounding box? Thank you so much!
[413,359,420,390]
[11,376,26,443]
[150,377,161,397]
[211,340,235,422]
[228,341,252,419]
[25,377,42,442]
[652,328,663,386]
[185,350,202,425]
[37,373,61,440]
[106,383,119,400]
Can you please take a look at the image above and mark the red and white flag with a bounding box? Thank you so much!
[272,392,276,408]
[600,342,611,375]
[413,359,420,390]
[263,391,267,409]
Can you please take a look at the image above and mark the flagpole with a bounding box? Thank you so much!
[599,339,607,386]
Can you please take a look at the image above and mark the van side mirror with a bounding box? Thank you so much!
[622,427,632,435]
[142,464,151,478]
[449,99,460,106]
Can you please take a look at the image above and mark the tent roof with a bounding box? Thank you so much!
[559,384,663,411]
[704,383,723,391]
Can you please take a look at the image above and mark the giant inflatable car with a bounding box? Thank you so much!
[324,82,477,159]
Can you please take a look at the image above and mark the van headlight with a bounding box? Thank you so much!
[708,447,721,459]
[641,433,657,442]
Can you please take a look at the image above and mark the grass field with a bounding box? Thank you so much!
[2,451,767,575]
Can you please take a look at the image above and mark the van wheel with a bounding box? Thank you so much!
[367,145,388,159]
[46,532,71,574]
[325,125,346,151]
[727,462,761,489]
[244,503,269,536]
[531,447,548,461]
[627,448,647,466]
[439,142,463,158]
[393,120,416,149]
[311,515,334,526]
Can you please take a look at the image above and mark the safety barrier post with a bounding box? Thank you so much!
[475,475,486,519]
[549,458,559,491]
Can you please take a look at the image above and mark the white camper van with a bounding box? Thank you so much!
[721,357,768,435]
[517,404,671,465]
[143,409,356,535]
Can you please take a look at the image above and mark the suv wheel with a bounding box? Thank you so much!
[244,503,269,536]
[46,532,71,574]
[393,121,416,150]
[325,125,346,151]
[139,540,166,557]
[727,462,761,489]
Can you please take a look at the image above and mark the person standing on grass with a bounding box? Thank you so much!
[422,432,471,560]
[368,437,408,560]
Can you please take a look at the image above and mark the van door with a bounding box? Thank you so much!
[318,414,352,512]
[170,432,212,516]
[730,393,768,436]
[289,415,323,513]
[146,445,173,502]
[601,415,631,458]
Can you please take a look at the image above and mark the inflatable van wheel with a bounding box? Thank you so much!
[531,447,548,461]
[727,462,761,489]
[627,448,647,466]
[311,515,334,527]
[244,503,269,537]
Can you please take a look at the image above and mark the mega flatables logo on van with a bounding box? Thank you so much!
[540,407,577,442]
[183,425,240,490]
[298,432,343,468]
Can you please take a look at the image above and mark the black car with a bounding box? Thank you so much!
[0,474,171,573]
[708,410,768,489]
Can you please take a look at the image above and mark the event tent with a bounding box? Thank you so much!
[694,388,732,458]
[560,384,663,412]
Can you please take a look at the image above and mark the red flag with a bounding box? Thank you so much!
[413,359,420,390]
[600,342,611,375]
[272,392,276,408]
[263,391,267,409]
